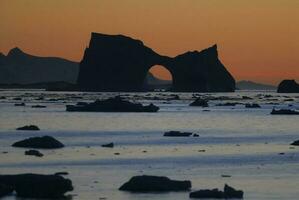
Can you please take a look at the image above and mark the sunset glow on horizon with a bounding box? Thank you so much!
[1,0,299,85]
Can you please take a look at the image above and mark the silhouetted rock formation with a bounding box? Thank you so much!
[25,149,44,157]
[277,80,299,93]
[12,136,64,149]
[119,175,191,192]
[290,140,299,146]
[245,103,261,108]
[0,184,13,198]
[0,174,73,198]
[77,32,235,92]
[66,96,159,112]
[0,47,78,84]
[16,125,40,131]
[163,131,193,137]
[189,98,209,107]
[190,184,243,199]
[270,108,299,115]
[101,142,114,148]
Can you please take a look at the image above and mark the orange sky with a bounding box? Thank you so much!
[1,0,299,85]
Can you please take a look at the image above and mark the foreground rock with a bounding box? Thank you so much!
[245,103,261,108]
[12,136,64,149]
[189,98,209,107]
[0,174,73,198]
[270,108,299,115]
[277,80,299,93]
[164,131,193,137]
[25,149,44,157]
[101,142,114,148]
[16,125,40,131]
[66,96,159,112]
[190,184,243,199]
[119,175,191,192]
[0,183,13,198]
[290,140,299,146]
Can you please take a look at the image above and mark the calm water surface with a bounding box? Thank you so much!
[0,90,298,199]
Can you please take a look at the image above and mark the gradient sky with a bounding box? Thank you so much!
[1,0,299,84]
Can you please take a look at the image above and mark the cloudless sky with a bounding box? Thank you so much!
[1,0,299,84]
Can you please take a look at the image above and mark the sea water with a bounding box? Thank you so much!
[0,90,298,199]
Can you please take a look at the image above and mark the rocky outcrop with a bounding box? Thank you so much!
[25,149,44,157]
[0,183,13,197]
[290,140,299,146]
[277,80,299,93]
[77,32,235,92]
[190,184,243,199]
[270,108,299,115]
[16,125,40,131]
[189,98,209,107]
[163,131,193,137]
[119,175,191,192]
[66,96,159,112]
[0,174,73,198]
[12,136,64,149]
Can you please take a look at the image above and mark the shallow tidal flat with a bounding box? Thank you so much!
[0,90,299,199]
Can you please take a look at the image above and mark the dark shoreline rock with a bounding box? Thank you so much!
[66,96,159,112]
[270,108,299,115]
[245,103,261,108]
[12,136,64,149]
[0,174,73,198]
[16,125,40,131]
[163,131,193,137]
[101,142,114,148]
[277,80,299,93]
[14,102,25,106]
[190,184,243,199]
[189,98,209,107]
[25,149,44,157]
[0,183,13,198]
[119,175,191,192]
[290,140,299,146]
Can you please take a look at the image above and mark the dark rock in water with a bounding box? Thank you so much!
[189,98,209,107]
[190,188,224,199]
[164,131,193,137]
[66,96,159,112]
[77,32,235,92]
[54,172,69,176]
[245,103,261,108]
[216,102,237,106]
[101,142,114,148]
[25,149,43,157]
[242,96,253,100]
[0,183,13,198]
[190,184,243,199]
[224,184,244,198]
[31,105,47,108]
[0,174,73,198]
[290,140,299,146]
[16,125,40,131]
[119,175,191,192]
[277,80,299,93]
[12,136,64,149]
[270,108,299,115]
[14,102,25,106]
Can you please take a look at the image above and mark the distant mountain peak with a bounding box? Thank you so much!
[7,47,25,57]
